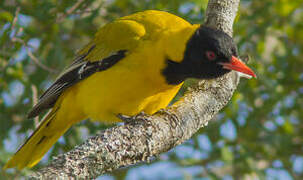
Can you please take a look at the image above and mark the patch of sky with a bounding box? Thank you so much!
[193,150,209,160]
[292,156,303,174]
[58,136,66,144]
[272,102,281,116]
[239,43,253,53]
[11,38,40,64]
[237,102,249,126]
[216,140,225,148]
[223,175,233,180]
[10,81,25,96]
[199,178,211,180]
[40,80,53,91]
[175,142,210,160]
[292,47,299,56]
[96,175,115,180]
[237,116,246,126]
[272,159,283,168]
[261,93,270,100]
[241,0,252,7]
[264,121,277,131]
[186,138,194,145]
[1,92,14,107]
[216,112,225,121]
[79,127,89,140]
[13,46,27,63]
[23,97,30,105]
[275,116,284,126]
[1,81,25,107]
[160,153,169,161]
[191,12,203,20]
[18,14,32,27]
[198,134,212,152]
[0,22,10,35]
[284,95,295,108]
[268,65,275,72]
[9,28,16,38]
[289,115,299,125]
[235,144,242,153]
[3,125,21,152]
[220,120,237,141]
[126,162,183,180]
[41,146,54,164]
[182,166,204,177]
[206,160,225,170]
[68,14,80,20]
[174,145,195,159]
[28,38,41,50]
[266,168,293,180]
[61,33,70,41]
[179,2,195,14]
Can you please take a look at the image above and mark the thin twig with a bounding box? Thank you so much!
[25,46,58,73]
[56,0,86,23]
[11,7,20,38]
[8,7,58,73]
[11,37,58,73]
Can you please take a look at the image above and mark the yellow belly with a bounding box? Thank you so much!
[71,47,183,123]
[73,72,182,123]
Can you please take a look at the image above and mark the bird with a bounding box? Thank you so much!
[4,10,256,170]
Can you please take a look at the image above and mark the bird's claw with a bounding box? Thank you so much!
[117,114,135,124]
[117,112,147,124]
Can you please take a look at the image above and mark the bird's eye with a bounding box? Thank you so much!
[206,51,216,61]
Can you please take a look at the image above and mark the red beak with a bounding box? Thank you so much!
[219,56,256,78]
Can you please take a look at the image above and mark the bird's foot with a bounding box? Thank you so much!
[135,111,147,119]
[117,114,135,124]
[117,112,148,124]
[157,109,175,116]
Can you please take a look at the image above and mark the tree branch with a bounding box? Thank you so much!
[30,0,240,178]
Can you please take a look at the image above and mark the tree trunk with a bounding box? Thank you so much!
[30,0,241,179]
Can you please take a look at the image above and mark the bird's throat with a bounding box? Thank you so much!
[162,59,187,85]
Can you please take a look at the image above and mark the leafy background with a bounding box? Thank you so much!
[0,0,302,179]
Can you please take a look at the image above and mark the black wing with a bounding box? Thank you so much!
[27,47,127,118]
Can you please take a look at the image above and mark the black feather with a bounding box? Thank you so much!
[27,48,127,118]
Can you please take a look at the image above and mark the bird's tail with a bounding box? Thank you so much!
[3,107,72,170]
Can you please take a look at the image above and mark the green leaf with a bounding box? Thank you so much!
[0,11,13,22]
[221,146,234,162]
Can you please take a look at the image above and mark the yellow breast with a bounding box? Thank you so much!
[74,39,184,123]
[61,10,199,123]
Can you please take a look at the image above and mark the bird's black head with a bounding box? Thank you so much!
[163,26,256,85]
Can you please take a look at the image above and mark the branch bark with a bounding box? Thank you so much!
[30,0,240,179]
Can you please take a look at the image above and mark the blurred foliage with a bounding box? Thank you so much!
[0,0,303,179]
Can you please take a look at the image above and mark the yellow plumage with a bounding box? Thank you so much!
[4,10,200,169]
